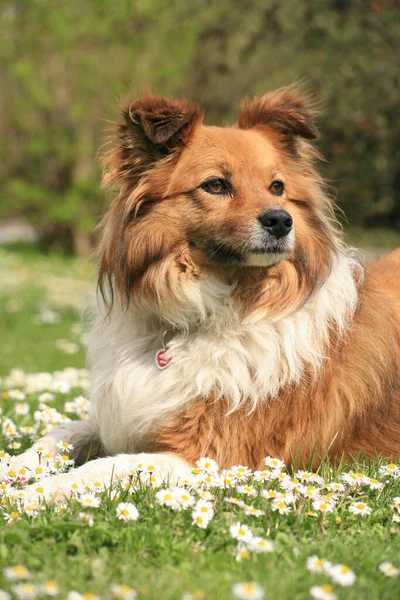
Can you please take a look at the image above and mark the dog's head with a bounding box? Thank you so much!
[99,86,341,322]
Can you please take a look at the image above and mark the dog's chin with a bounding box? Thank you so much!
[244,249,292,267]
[203,238,293,268]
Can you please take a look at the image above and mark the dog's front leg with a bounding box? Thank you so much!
[24,452,191,504]
[0,419,100,478]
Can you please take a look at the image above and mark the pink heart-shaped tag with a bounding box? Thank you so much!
[155,349,173,370]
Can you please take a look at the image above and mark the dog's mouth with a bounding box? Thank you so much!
[204,237,293,267]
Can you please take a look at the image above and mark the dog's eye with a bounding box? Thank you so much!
[201,178,231,195]
[269,180,285,196]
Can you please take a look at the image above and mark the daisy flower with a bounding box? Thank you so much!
[235,544,250,562]
[15,403,29,416]
[328,564,356,586]
[300,486,320,500]
[8,442,22,450]
[231,465,253,480]
[116,502,139,522]
[232,582,264,600]
[340,472,362,487]
[248,537,274,553]
[307,556,332,573]
[51,381,70,394]
[271,500,292,515]
[196,457,218,473]
[38,393,54,402]
[4,566,31,580]
[0,591,11,600]
[378,562,399,577]
[224,497,245,507]
[196,490,214,501]
[379,463,400,478]
[282,477,303,492]
[78,493,101,508]
[174,489,195,509]
[155,489,181,511]
[193,499,214,519]
[262,489,279,500]
[8,390,25,400]
[364,477,383,491]
[192,513,211,529]
[348,502,371,516]
[77,513,94,527]
[310,584,337,600]
[295,471,324,486]
[110,584,137,599]
[273,472,291,485]
[243,505,265,518]
[4,511,22,524]
[229,522,253,543]
[237,485,257,497]
[40,581,60,596]
[56,440,74,452]
[11,583,38,600]
[253,470,271,482]
[392,514,400,523]
[55,454,74,467]
[0,450,11,463]
[312,500,334,513]
[264,456,285,471]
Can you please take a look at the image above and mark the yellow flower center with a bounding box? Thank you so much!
[340,566,350,574]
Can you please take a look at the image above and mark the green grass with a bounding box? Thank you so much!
[345,227,400,251]
[0,244,399,600]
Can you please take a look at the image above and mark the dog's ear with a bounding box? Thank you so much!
[128,94,203,148]
[238,85,319,147]
[103,93,203,190]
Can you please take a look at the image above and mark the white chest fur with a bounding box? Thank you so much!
[87,254,359,455]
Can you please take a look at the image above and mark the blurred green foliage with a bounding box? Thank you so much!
[0,0,399,252]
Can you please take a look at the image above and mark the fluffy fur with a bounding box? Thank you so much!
[3,85,400,497]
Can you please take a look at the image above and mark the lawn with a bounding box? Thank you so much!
[0,244,399,600]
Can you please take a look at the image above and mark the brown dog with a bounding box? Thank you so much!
[4,86,400,496]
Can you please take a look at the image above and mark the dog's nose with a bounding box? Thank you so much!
[258,209,293,239]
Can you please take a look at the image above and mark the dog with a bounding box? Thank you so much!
[3,85,400,496]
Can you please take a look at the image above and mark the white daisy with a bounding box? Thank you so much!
[40,581,60,596]
[232,582,264,600]
[11,584,38,600]
[328,564,356,586]
[4,566,31,580]
[78,493,101,508]
[196,457,219,473]
[116,502,139,522]
[310,584,337,600]
[271,500,292,515]
[348,502,371,516]
[312,500,334,513]
[248,537,274,553]
[237,485,257,497]
[110,584,137,599]
[378,562,399,577]
[264,456,285,471]
[307,556,332,573]
[229,522,253,543]
[155,489,181,511]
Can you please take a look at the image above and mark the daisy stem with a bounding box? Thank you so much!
[319,513,327,536]
[297,498,305,517]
